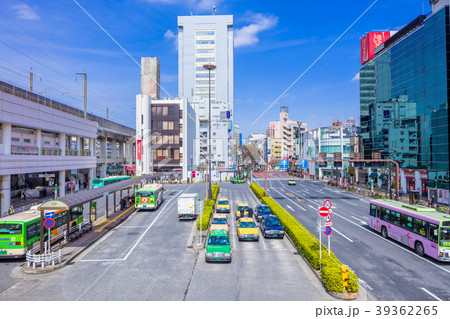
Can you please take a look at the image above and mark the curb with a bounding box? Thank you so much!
[248,182,366,300]
[21,207,137,274]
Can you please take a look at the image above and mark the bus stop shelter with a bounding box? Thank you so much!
[37,173,163,253]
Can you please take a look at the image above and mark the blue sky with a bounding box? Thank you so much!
[0,0,431,137]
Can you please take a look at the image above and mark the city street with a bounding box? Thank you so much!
[0,182,331,301]
[253,174,450,301]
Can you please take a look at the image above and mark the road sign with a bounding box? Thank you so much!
[44,211,55,219]
[319,206,330,217]
[44,218,55,229]
[325,214,332,223]
[324,225,332,236]
[324,200,332,209]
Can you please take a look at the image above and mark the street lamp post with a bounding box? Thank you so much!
[203,63,216,200]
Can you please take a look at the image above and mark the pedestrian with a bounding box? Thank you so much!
[428,197,432,207]
[431,196,435,208]
[248,207,253,219]
[358,187,361,194]
[120,197,126,210]
[20,190,26,201]
[9,205,14,215]
[84,180,88,189]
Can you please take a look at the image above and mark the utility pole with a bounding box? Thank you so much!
[29,68,41,92]
[76,73,87,119]
[106,107,109,120]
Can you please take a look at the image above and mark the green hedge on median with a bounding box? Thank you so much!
[197,184,220,231]
[250,183,359,293]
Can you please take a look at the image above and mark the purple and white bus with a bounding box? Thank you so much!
[369,199,450,262]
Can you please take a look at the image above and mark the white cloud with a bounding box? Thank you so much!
[351,72,360,81]
[164,30,176,39]
[234,13,278,48]
[10,4,40,20]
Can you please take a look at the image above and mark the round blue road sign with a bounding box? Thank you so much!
[324,226,332,236]
[44,218,55,229]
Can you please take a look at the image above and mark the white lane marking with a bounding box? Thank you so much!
[351,215,368,225]
[331,211,450,275]
[332,227,354,242]
[271,188,306,211]
[421,288,443,301]
[342,199,358,206]
[287,205,294,211]
[308,204,315,210]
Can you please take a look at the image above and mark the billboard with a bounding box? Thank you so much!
[137,140,142,160]
[361,32,391,64]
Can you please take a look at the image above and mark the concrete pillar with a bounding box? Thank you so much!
[2,123,11,155]
[60,133,66,156]
[111,139,117,159]
[36,129,42,155]
[88,168,94,189]
[77,136,82,156]
[101,138,107,159]
[1,175,11,217]
[59,170,65,198]
[89,138,95,157]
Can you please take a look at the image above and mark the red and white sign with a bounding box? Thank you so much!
[323,200,332,209]
[137,140,142,160]
[319,207,330,217]
[361,32,391,64]
[140,197,149,203]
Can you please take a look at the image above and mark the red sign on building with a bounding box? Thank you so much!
[137,140,142,160]
[361,32,391,64]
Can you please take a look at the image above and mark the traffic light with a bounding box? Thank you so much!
[342,265,348,287]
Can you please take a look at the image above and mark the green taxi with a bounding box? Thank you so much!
[205,229,232,262]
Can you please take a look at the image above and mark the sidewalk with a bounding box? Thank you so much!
[22,204,136,274]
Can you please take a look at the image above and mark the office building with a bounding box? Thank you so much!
[178,14,234,168]
[360,0,450,202]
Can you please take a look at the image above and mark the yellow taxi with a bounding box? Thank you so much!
[210,213,229,233]
[236,217,259,241]
[288,179,296,185]
[216,198,230,213]
[235,203,250,220]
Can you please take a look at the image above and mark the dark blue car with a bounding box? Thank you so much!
[254,205,272,221]
[260,215,284,238]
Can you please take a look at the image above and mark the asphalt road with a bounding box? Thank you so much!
[0,182,332,301]
[252,175,450,301]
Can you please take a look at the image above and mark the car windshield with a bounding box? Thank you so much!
[240,222,256,228]
[440,227,450,246]
[218,200,229,205]
[212,218,227,224]
[237,206,249,211]
[266,219,281,227]
[259,206,271,213]
[137,191,154,197]
[0,223,22,235]
[208,236,229,245]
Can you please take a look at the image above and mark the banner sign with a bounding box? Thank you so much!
[137,139,142,160]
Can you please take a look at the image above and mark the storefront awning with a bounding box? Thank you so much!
[369,173,377,178]
[322,171,331,176]
[379,174,387,179]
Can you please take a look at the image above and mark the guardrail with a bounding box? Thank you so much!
[26,250,62,269]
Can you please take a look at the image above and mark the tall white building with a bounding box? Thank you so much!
[178,14,234,168]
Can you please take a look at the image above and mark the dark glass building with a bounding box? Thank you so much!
[360,5,449,202]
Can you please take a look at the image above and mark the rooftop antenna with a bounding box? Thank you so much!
[213,5,216,15]
[190,11,193,16]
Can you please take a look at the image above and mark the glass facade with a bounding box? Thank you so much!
[360,7,450,190]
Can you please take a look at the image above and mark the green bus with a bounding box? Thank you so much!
[92,176,131,189]
[135,184,164,210]
[0,205,83,259]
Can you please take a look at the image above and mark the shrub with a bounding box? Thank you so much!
[250,183,266,199]
[197,184,220,230]
[250,183,359,293]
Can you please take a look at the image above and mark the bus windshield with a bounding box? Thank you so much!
[137,191,154,197]
[440,227,450,247]
[0,223,22,235]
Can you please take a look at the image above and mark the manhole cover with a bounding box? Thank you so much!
[127,232,139,236]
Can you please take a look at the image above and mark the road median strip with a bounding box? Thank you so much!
[249,182,360,298]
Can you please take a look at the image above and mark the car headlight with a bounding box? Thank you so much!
[206,253,212,257]
[224,253,231,257]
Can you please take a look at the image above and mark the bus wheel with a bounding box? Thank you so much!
[415,241,424,257]
[381,226,388,239]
